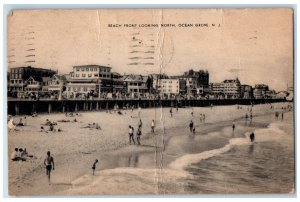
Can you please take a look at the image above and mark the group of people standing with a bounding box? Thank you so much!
[128,119,144,145]
[188,112,206,134]
[128,119,156,145]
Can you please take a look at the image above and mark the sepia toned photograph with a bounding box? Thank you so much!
[6,8,294,196]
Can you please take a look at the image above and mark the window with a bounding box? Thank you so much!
[86,67,89,71]
[83,87,87,92]
[19,80,22,84]
[15,74,19,79]
[88,74,92,77]
[94,74,98,77]
[99,74,103,77]
[82,74,86,77]
[11,80,14,84]
[76,74,79,77]
[81,68,84,71]
[76,67,80,71]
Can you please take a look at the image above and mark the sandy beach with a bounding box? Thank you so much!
[7,102,294,196]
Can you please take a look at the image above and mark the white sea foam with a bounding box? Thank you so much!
[168,137,249,171]
[169,120,292,172]
[59,167,189,195]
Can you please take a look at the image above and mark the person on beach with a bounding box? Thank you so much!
[10,148,18,160]
[250,132,255,142]
[245,113,248,119]
[170,108,173,117]
[232,123,235,132]
[31,112,38,117]
[44,151,55,185]
[151,120,155,133]
[136,127,142,145]
[49,123,55,132]
[192,127,195,134]
[16,118,25,126]
[95,123,101,130]
[176,106,178,112]
[10,148,25,161]
[8,116,18,131]
[129,125,135,144]
[191,112,194,117]
[92,159,99,176]
[281,113,284,120]
[189,120,194,133]
[138,119,143,129]
[275,112,279,119]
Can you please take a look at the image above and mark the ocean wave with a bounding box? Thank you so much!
[58,167,189,195]
[169,120,292,172]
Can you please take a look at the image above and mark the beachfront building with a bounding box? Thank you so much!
[8,66,56,95]
[150,73,169,92]
[182,69,209,97]
[276,91,289,99]
[179,79,187,95]
[159,79,180,98]
[24,76,42,92]
[66,65,112,99]
[48,75,67,100]
[210,82,225,99]
[241,85,253,99]
[41,77,51,92]
[253,84,269,99]
[222,78,241,99]
[265,90,277,99]
[123,74,149,98]
[111,72,126,96]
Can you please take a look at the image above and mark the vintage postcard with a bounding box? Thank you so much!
[6,8,294,196]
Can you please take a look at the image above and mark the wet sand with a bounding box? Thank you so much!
[7,103,292,196]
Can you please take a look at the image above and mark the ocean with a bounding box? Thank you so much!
[60,102,294,195]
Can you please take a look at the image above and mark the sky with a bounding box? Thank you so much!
[7,8,294,91]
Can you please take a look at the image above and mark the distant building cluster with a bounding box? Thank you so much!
[7,65,293,100]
